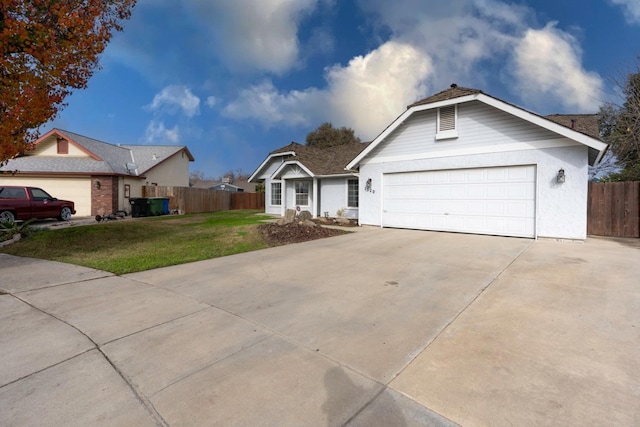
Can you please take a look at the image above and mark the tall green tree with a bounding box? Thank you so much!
[598,62,640,181]
[0,0,137,163]
[305,122,361,149]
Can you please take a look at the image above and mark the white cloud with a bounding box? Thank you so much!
[357,0,603,112]
[609,0,640,24]
[357,0,527,87]
[511,23,603,112]
[223,41,432,139]
[144,121,180,144]
[323,41,432,137]
[223,81,318,128]
[185,0,319,74]
[223,0,605,138]
[148,85,200,117]
[206,96,217,108]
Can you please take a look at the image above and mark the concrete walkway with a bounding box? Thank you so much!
[1,229,638,426]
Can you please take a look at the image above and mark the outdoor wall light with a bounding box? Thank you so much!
[556,168,565,184]
[94,181,101,189]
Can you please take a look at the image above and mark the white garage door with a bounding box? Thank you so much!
[0,177,91,217]
[382,165,536,238]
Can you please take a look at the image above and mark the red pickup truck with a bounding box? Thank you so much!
[0,186,76,223]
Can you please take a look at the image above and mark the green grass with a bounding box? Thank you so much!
[0,210,273,274]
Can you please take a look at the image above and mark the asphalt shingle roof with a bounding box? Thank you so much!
[544,114,600,140]
[408,85,602,141]
[0,129,192,176]
[408,85,483,107]
[270,142,370,175]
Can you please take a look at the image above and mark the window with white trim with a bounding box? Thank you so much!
[436,105,458,140]
[347,178,358,208]
[270,182,281,205]
[295,181,309,206]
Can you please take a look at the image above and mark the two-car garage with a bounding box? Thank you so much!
[381,165,536,238]
[347,87,607,241]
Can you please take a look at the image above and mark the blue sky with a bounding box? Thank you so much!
[47,0,640,179]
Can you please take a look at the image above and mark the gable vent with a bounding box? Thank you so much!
[439,105,456,131]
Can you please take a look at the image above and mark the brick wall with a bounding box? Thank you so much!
[91,176,118,216]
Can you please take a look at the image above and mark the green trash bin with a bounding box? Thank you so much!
[148,197,166,216]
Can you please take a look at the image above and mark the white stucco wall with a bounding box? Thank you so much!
[319,177,358,219]
[256,158,359,218]
[284,179,313,212]
[359,145,589,239]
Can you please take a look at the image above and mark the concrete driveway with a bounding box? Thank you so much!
[1,228,638,426]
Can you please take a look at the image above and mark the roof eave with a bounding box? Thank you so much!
[271,160,315,179]
[346,92,607,169]
[477,94,607,153]
[346,94,481,169]
[248,151,296,182]
[36,129,103,161]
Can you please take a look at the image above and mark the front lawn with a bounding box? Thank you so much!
[0,210,273,274]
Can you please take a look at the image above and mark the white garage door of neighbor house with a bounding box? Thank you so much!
[382,165,536,238]
[0,177,91,217]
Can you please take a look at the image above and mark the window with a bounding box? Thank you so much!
[271,182,282,205]
[124,184,131,199]
[0,187,26,199]
[347,178,359,208]
[57,138,68,154]
[436,105,458,140]
[30,188,52,201]
[295,181,309,206]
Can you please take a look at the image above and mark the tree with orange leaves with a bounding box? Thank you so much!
[0,0,137,163]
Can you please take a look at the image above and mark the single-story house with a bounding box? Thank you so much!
[346,85,608,240]
[0,128,194,217]
[249,142,369,218]
[209,182,244,192]
[191,178,257,193]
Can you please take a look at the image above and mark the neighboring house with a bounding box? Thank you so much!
[209,182,244,192]
[249,142,369,218]
[0,129,194,217]
[191,178,257,193]
[347,85,608,240]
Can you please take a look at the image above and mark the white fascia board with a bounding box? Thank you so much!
[477,94,607,152]
[347,92,607,168]
[315,173,358,178]
[248,151,296,182]
[271,160,314,179]
[346,95,479,170]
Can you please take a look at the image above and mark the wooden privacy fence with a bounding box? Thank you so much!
[142,186,265,214]
[587,181,640,238]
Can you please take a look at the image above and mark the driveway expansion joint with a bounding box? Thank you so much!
[11,273,115,294]
[8,292,168,426]
[387,239,535,383]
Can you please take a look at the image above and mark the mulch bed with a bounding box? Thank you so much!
[258,222,349,246]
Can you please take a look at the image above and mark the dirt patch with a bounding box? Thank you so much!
[312,217,358,227]
[258,222,349,246]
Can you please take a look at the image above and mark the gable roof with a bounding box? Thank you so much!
[544,114,600,140]
[347,85,608,169]
[408,85,483,107]
[0,129,194,176]
[249,142,370,182]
